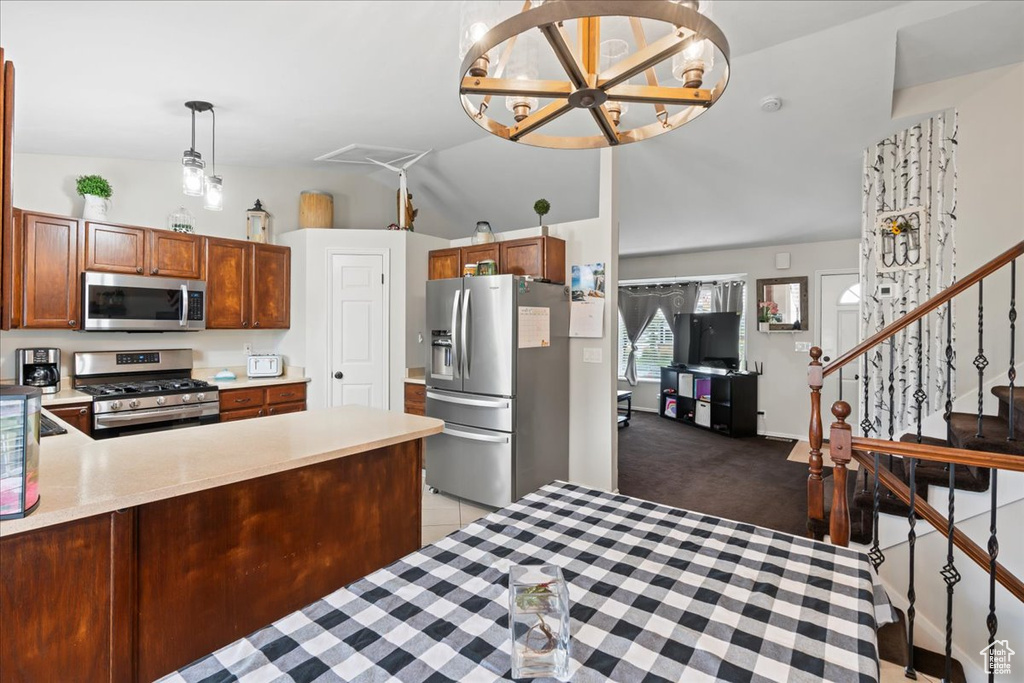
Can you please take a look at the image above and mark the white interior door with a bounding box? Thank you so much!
[818,271,861,428]
[329,252,386,409]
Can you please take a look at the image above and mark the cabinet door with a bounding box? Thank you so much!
[460,243,499,270]
[404,382,425,416]
[219,387,264,412]
[205,238,251,329]
[499,238,544,278]
[48,402,92,436]
[148,230,204,279]
[267,401,305,416]
[219,407,264,422]
[22,213,79,328]
[428,248,461,280]
[84,222,146,274]
[251,243,290,329]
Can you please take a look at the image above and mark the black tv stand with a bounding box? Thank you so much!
[659,365,758,437]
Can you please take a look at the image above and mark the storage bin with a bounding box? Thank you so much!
[695,400,711,427]
[664,396,678,418]
[678,373,694,398]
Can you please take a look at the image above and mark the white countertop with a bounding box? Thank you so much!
[405,367,425,385]
[1,406,442,538]
[40,388,93,407]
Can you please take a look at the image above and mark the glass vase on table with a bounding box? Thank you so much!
[509,564,571,681]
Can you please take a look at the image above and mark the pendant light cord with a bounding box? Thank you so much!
[190,106,196,152]
[211,108,216,175]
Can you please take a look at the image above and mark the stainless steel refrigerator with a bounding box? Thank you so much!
[425,274,569,508]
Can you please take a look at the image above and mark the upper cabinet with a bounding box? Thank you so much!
[83,222,146,274]
[206,237,251,328]
[21,212,79,328]
[252,243,290,329]
[427,236,565,284]
[148,230,204,279]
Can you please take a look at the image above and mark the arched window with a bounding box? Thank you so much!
[839,283,861,305]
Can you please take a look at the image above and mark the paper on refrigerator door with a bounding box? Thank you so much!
[518,306,550,348]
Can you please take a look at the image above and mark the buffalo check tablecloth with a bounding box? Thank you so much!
[164,482,894,683]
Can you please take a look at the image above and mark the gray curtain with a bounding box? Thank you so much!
[658,283,699,319]
[711,280,744,313]
[618,289,663,386]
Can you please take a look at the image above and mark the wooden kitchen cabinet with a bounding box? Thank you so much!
[1,49,14,331]
[21,212,80,328]
[427,248,461,280]
[460,243,499,269]
[48,401,92,436]
[219,382,307,422]
[83,221,146,274]
[251,243,290,329]
[404,381,425,416]
[148,229,204,279]
[205,237,251,328]
[500,236,565,284]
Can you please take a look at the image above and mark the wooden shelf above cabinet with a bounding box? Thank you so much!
[427,236,565,283]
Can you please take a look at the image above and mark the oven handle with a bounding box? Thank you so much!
[180,284,189,327]
[95,405,207,424]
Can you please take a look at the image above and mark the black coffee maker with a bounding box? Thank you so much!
[15,348,61,394]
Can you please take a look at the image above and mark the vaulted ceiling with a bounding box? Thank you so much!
[2,1,1021,254]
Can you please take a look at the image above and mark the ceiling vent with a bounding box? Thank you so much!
[315,143,428,166]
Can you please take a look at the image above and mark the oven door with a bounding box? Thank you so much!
[82,272,206,331]
[92,403,219,439]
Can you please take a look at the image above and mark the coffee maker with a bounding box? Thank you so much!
[15,348,61,394]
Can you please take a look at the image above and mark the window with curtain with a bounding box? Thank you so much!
[617,309,674,380]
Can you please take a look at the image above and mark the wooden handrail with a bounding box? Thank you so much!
[823,240,1024,377]
[853,451,1024,603]
[851,436,1024,472]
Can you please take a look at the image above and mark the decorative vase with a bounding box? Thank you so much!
[168,207,196,234]
[82,194,110,221]
[472,221,495,245]
[758,322,770,332]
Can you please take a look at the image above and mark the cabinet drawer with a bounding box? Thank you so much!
[220,388,265,410]
[266,383,306,405]
[267,401,305,416]
[219,407,263,422]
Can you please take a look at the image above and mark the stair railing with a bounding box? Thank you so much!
[807,239,1023,682]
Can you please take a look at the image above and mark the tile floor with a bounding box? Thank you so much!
[421,484,495,547]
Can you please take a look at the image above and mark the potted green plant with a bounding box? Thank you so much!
[76,175,113,221]
[534,198,550,235]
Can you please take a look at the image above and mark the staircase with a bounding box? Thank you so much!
[806,240,1023,682]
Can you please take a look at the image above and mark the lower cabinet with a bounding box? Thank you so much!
[404,382,425,416]
[47,401,92,436]
[219,382,307,422]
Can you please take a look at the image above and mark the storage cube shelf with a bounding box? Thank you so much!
[659,366,758,437]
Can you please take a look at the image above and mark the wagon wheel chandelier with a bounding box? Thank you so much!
[458,0,730,149]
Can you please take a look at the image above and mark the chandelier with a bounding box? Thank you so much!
[458,0,729,149]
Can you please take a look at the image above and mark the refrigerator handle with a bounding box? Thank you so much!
[462,288,471,378]
[427,390,510,409]
[442,426,509,443]
[451,290,461,376]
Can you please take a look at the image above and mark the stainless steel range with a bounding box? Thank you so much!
[73,349,219,439]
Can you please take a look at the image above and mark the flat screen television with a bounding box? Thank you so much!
[672,312,741,370]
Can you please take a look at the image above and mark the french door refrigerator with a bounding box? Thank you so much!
[425,274,569,508]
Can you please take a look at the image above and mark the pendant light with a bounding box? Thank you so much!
[203,107,223,211]
[182,101,211,196]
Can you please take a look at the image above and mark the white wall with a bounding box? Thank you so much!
[619,238,860,439]
[11,152,454,241]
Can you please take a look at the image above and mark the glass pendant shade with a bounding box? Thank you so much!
[182,150,205,196]
[600,39,631,123]
[459,1,504,74]
[671,0,715,88]
[204,175,223,211]
[505,32,540,121]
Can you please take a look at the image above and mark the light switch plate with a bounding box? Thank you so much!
[794,341,812,353]
[583,348,602,363]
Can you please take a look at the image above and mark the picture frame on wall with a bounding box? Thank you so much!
[875,206,928,273]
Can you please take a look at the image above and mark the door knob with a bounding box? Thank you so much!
[822,355,831,362]
[334,371,344,379]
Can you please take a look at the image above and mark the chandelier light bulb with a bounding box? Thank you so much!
[505,30,540,121]
[600,39,631,125]
[182,151,205,196]
[204,175,223,211]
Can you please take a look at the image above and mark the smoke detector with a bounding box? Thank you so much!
[760,96,783,113]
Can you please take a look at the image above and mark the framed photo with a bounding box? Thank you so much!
[875,206,927,273]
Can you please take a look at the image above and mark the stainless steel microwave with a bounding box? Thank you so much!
[82,272,207,331]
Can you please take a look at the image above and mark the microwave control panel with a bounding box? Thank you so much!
[187,292,205,321]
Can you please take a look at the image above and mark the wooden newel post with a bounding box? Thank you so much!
[829,400,853,547]
[807,347,825,528]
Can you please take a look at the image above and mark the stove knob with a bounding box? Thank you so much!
[109,400,122,411]
[196,392,206,401]
[181,394,191,403]
[128,399,140,409]
[156,396,166,406]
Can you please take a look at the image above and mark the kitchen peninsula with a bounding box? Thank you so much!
[0,406,443,682]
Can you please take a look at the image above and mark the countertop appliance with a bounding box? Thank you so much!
[73,349,219,439]
[0,386,42,519]
[247,354,282,378]
[425,274,569,508]
[82,272,206,331]
[15,348,61,394]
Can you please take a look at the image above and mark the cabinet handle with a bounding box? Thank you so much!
[242,321,249,328]
[78,408,88,415]
[269,407,276,415]
[279,392,295,398]
[254,321,261,328]
[257,409,264,417]
[151,268,159,275]
[136,266,143,274]
[234,397,252,403]
[68,320,76,326]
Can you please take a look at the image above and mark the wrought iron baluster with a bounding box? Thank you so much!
[1009,260,1017,442]
[987,470,998,683]
[860,352,873,438]
[941,301,960,683]
[975,280,987,437]
[838,367,844,402]
[915,318,925,443]
[906,455,918,680]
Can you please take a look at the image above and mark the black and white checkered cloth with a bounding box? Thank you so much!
[164,482,894,683]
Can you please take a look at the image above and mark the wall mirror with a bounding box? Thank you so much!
[755,276,809,331]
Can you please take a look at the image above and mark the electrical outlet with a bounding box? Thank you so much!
[243,343,253,357]
[794,341,811,353]
[583,348,602,363]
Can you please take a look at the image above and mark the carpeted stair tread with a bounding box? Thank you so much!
[948,412,1024,456]
[878,609,967,682]
[894,436,992,492]
[992,385,1024,438]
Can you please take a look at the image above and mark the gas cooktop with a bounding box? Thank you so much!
[79,378,213,398]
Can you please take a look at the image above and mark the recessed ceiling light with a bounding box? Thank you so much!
[760,96,783,113]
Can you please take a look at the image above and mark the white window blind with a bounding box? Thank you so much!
[617,309,674,380]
